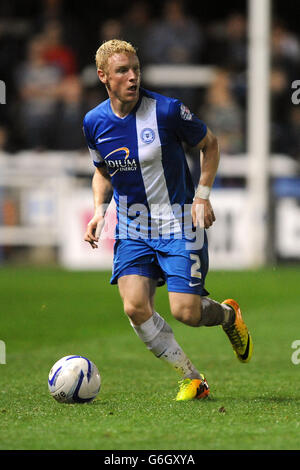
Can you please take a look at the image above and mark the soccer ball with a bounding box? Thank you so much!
[48,355,101,404]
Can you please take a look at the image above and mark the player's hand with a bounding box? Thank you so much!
[84,216,105,249]
[192,198,216,229]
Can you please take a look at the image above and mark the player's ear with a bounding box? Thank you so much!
[97,68,107,85]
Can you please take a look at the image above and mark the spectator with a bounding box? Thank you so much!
[270,67,291,154]
[287,107,300,163]
[271,20,300,81]
[39,0,64,23]
[143,0,202,65]
[205,12,247,73]
[224,12,247,72]
[51,75,87,150]
[100,18,123,42]
[15,34,63,149]
[79,18,123,105]
[272,20,300,66]
[143,0,203,109]
[0,126,8,151]
[200,68,245,155]
[121,1,151,66]
[42,20,78,76]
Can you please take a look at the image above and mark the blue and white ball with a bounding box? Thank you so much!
[48,355,101,404]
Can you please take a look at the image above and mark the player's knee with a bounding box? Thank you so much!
[171,304,200,327]
[123,300,152,325]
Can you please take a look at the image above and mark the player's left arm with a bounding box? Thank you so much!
[192,127,220,229]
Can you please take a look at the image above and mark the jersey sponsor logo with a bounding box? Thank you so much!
[180,103,193,121]
[104,147,137,176]
[140,127,155,144]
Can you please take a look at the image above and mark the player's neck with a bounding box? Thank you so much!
[109,94,139,119]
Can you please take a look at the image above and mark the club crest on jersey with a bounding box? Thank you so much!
[141,128,155,144]
[180,103,193,121]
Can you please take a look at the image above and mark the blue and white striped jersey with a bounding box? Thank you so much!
[83,88,207,239]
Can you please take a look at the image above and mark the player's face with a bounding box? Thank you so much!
[99,52,141,105]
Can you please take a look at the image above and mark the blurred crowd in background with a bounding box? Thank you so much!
[0,0,300,161]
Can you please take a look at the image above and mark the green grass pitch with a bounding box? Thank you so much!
[0,266,299,450]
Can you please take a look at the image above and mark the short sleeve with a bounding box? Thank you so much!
[83,116,105,168]
[169,99,207,147]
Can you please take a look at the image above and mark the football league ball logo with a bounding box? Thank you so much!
[180,103,193,121]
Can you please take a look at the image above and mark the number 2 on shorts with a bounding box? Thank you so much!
[190,253,202,279]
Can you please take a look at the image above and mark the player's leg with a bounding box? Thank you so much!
[168,292,235,328]
[117,274,206,384]
[157,237,253,365]
[168,291,252,362]
[118,274,154,325]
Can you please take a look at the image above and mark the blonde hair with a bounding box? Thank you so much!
[95,39,137,72]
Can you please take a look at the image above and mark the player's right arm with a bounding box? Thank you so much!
[84,166,113,249]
